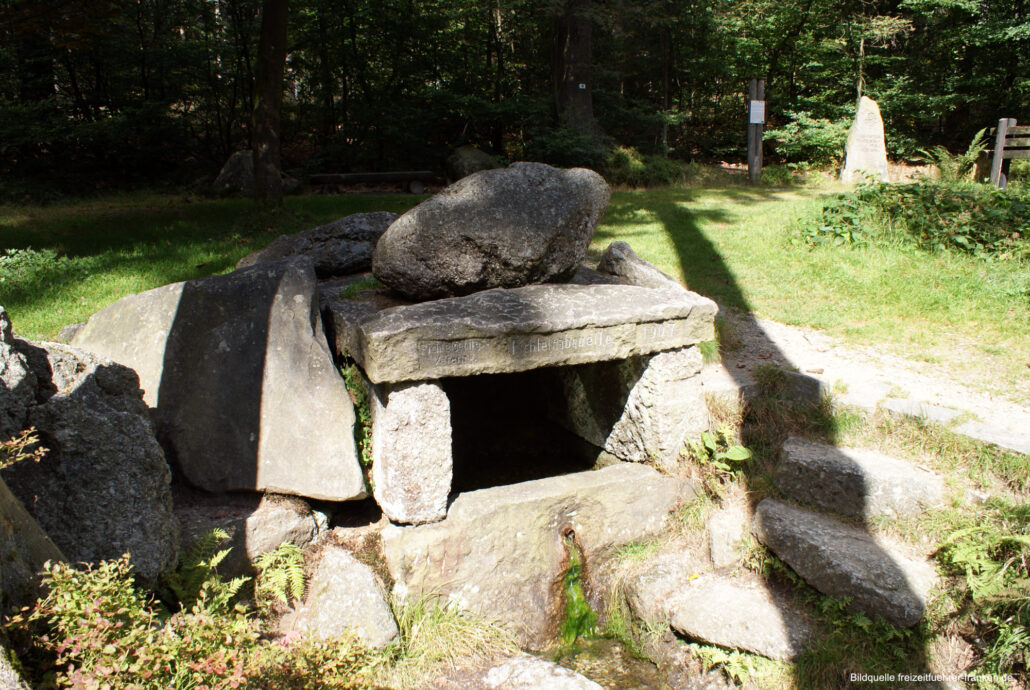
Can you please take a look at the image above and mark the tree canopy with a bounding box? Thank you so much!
[0,0,1026,196]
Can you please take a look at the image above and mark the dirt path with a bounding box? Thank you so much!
[701,308,1030,452]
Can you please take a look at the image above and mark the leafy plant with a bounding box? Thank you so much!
[687,426,752,473]
[803,180,1030,259]
[341,364,373,469]
[602,146,685,187]
[919,128,990,183]
[764,111,851,169]
[254,542,306,610]
[164,528,249,614]
[0,427,47,470]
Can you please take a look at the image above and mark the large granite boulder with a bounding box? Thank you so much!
[0,310,36,440]
[445,145,501,181]
[372,162,610,300]
[236,212,398,277]
[752,498,935,628]
[840,96,889,183]
[382,464,690,650]
[0,321,178,582]
[597,241,683,291]
[213,150,300,195]
[70,258,366,501]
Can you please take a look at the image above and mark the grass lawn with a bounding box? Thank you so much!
[1,184,1027,402]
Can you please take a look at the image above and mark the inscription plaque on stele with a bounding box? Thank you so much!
[841,96,889,183]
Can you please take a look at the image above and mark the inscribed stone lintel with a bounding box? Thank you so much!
[325,283,717,383]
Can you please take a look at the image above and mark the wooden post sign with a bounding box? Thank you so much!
[748,78,765,185]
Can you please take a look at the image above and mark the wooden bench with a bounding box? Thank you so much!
[309,171,435,194]
[986,118,1030,188]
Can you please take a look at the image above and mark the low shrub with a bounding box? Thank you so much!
[802,181,1030,259]
[764,111,850,170]
[602,146,684,187]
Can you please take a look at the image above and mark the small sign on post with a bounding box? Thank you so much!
[748,78,765,185]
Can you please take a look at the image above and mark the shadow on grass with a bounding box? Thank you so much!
[602,187,939,687]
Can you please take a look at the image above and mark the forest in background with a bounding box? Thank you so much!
[0,0,1027,198]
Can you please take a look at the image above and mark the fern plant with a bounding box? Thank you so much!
[254,541,306,610]
[165,527,250,613]
[919,128,989,182]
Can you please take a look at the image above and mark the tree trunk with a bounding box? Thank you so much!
[553,0,594,134]
[253,0,288,204]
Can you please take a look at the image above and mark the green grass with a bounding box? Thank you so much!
[2,183,1027,402]
[0,192,423,339]
[591,186,1030,404]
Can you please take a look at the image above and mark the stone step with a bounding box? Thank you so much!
[775,436,945,519]
[751,498,936,628]
[624,547,813,661]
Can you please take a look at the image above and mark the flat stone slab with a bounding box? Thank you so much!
[381,463,690,649]
[775,437,945,519]
[752,498,935,628]
[668,576,814,661]
[326,283,716,383]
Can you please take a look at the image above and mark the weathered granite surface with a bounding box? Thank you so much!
[775,436,945,519]
[542,346,707,468]
[668,576,813,660]
[1,477,65,609]
[290,545,399,649]
[236,211,397,277]
[752,498,935,628]
[368,379,452,524]
[326,283,716,383]
[382,464,690,650]
[175,492,329,578]
[71,258,366,501]
[597,241,683,291]
[708,503,747,570]
[372,162,609,300]
[1,339,178,583]
[841,96,889,183]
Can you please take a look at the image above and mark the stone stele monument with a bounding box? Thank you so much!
[841,95,889,183]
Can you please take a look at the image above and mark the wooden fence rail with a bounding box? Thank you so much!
[988,118,1030,188]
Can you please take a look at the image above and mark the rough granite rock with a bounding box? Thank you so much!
[236,211,398,277]
[752,498,936,628]
[326,283,717,383]
[0,308,36,439]
[775,436,945,519]
[70,258,366,501]
[382,464,690,650]
[543,346,707,468]
[176,493,329,577]
[1,341,178,582]
[708,503,747,569]
[668,576,813,661]
[597,241,684,291]
[623,545,707,626]
[213,150,300,195]
[289,546,398,649]
[482,657,603,689]
[372,162,610,300]
[368,379,452,524]
[445,145,500,181]
[0,644,29,690]
[1,477,65,609]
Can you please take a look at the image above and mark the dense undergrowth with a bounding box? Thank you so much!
[804,181,1030,261]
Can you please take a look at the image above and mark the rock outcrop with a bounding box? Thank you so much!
[1,309,178,582]
[70,258,366,501]
[597,241,684,291]
[236,212,398,277]
[372,162,610,300]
